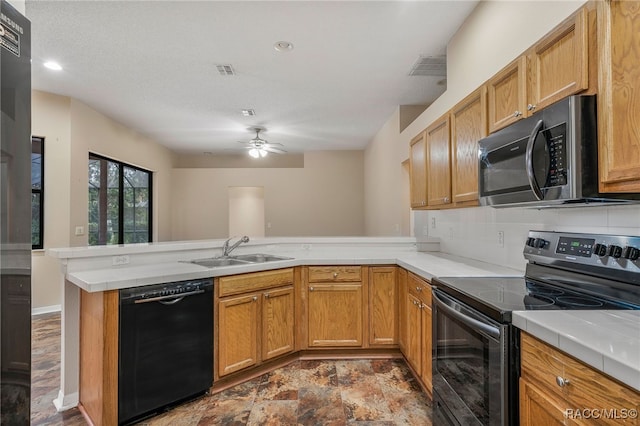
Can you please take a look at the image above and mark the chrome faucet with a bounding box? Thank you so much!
[221,235,250,257]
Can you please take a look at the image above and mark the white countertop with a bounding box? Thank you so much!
[513,311,640,391]
[65,247,523,292]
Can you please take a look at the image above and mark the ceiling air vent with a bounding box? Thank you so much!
[409,56,446,77]
[216,64,236,76]
[241,109,256,117]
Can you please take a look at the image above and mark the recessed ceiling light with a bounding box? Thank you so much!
[44,61,63,71]
[274,41,294,52]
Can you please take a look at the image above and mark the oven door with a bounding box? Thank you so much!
[432,289,511,426]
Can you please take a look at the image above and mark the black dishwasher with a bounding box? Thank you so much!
[119,279,213,425]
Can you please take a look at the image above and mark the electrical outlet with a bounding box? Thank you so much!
[112,255,130,266]
[431,217,436,229]
[497,231,505,248]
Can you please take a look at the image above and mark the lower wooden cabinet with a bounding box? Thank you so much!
[369,266,398,346]
[520,332,640,425]
[403,272,432,392]
[217,269,295,378]
[308,282,363,347]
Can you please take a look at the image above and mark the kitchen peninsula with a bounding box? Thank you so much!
[47,236,640,425]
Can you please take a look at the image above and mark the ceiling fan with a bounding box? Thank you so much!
[238,128,287,158]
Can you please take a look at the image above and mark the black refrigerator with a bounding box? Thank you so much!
[0,0,31,424]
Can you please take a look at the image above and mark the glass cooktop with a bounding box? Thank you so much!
[432,275,640,323]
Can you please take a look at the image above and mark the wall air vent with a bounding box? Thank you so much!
[409,56,446,77]
[216,64,236,76]
[241,109,256,117]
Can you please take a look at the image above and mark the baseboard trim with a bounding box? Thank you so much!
[53,389,79,412]
[32,305,62,316]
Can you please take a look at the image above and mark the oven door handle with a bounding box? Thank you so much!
[525,119,545,201]
[432,290,501,340]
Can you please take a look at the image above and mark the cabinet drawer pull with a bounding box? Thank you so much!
[555,376,570,387]
[264,293,270,298]
[527,103,536,111]
[514,110,522,117]
[333,272,339,279]
[252,296,258,301]
[416,286,422,292]
[309,287,314,292]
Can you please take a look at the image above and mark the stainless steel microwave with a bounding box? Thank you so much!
[478,95,640,207]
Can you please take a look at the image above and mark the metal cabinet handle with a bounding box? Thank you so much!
[527,104,536,111]
[264,293,270,298]
[514,110,522,117]
[333,272,339,279]
[412,300,418,306]
[416,286,422,292]
[443,197,449,203]
[252,296,258,301]
[556,376,570,387]
[310,287,314,292]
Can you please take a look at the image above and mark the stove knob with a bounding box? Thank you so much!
[534,238,547,249]
[593,243,608,257]
[622,246,640,261]
[608,245,623,258]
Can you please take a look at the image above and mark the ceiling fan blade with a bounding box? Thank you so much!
[263,142,284,147]
[263,146,287,154]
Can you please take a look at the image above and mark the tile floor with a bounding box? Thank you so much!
[31,313,433,425]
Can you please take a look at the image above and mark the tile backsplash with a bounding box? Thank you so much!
[415,204,640,272]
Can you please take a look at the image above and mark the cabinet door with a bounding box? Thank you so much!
[410,131,428,208]
[426,114,452,207]
[520,379,571,426]
[369,267,397,346]
[308,283,363,347]
[450,87,487,204]
[420,301,432,393]
[397,268,408,353]
[405,293,422,376]
[218,293,259,376]
[487,56,527,133]
[528,7,589,112]
[597,0,640,192]
[262,286,295,361]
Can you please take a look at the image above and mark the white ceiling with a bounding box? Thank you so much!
[27,0,479,155]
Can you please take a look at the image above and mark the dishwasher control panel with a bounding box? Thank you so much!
[120,278,213,303]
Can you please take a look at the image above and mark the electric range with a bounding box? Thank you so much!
[431,230,640,426]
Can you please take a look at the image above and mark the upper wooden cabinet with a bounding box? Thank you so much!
[426,114,452,207]
[597,0,640,192]
[450,86,487,204]
[527,7,590,113]
[409,131,428,208]
[488,6,594,133]
[487,56,527,133]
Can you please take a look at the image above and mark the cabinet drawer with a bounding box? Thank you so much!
[218,268,294,297]
[407,272,431,305]
[308,266,361,282]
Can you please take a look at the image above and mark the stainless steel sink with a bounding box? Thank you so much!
[190,258,251,268]
[231,253,293,263]
[189,253,292,268]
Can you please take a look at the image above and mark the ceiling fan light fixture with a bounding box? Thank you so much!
[249,148,260,158]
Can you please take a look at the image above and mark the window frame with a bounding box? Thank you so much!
[32,136,44,250]
[88,153,153,245]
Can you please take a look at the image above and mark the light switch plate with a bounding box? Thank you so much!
[74,226,84,236]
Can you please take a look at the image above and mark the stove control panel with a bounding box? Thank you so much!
[524,231,640,279]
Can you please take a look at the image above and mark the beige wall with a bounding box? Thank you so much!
[32,92,72,310]
[171,151,364,240]
[363,108,410,236]
[32,91,175,309]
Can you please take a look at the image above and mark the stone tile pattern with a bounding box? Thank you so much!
[31,313,432,425]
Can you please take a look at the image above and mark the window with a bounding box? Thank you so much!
[88,153,152,245]
[32,137,44,249]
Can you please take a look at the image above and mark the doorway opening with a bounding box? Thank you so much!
[228,186,265,237]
